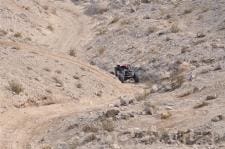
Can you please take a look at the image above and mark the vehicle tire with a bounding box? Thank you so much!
[133,73,139,83]
[118,73,125,83]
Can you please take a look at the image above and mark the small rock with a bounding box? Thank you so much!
[56,83,63,87]
[211,115,223,122]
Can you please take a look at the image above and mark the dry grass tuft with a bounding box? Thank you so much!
[170,23,180,33]
[8,80,24,95]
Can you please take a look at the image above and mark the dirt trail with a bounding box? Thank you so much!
[0,1,143,148]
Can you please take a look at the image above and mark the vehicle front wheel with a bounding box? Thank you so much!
[133,73,139,83]
[118,73,125,83]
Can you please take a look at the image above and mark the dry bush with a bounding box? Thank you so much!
[8,80,24,95]
[43,67,51,72]
[0,29,8,36]
[170,23,180,33]
[170,74,185,90]
[52,77,63,87]
[42,144,52,149]
[14,32,22,38]
[146,26,157,35]
[47,25,54,31]
[96,27,108,36]
[193,101,209,109]
[183,9,192,15]
[55,70,61,74]
[76,83,82,88]
[97,47,106,56]
[82,134,97,144]
[82,124,98,133]
[135,90,151,101]
[42,5,49,10]
[73,75,80,80]
[102,120,114,132]
[12,46,21,50]
[109,16,120,24]
[85,3,108,15]
[25,37,32,41]
[161,111,172,119]
[96,91,102,97]
[69,48,76,57]
[120,19,132,26]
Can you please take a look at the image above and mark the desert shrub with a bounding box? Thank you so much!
[170,24,180,33]
[109,16,120,24]
[76,83,82,88]
[102,120,114,132]
[52,77,63,87]
[73,75,80,80]
[170,74,185,90]
[43,67,51,72]
[96,27,107,36]
[120,19,132,26]
[47,25,54,31]
[8,80,24,94]
[84,3,108,15]
[82,134,97,144]
[14,32,22,38]
[183,9,192,14]
[97,47,106,56]
[193,101,209,109]
[136,90,151,101]
[146,26,157,35]
[161,111,172,119]
[42,5,49,10]
[0,29,7,36]
[42,144,52,149]
[69,48,76,57]
[82,124,98,133]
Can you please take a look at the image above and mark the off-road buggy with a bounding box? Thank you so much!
[114,64,139,83]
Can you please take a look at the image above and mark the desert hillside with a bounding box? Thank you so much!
[1,0,225,149]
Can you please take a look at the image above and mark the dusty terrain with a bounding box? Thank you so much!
[1,0,225,149]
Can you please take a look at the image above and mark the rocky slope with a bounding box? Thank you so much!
[1,0,225,149]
